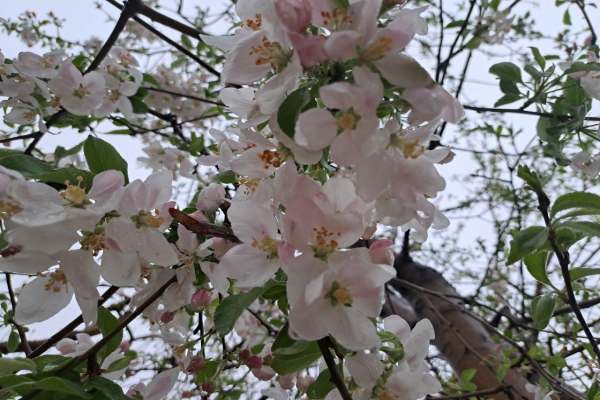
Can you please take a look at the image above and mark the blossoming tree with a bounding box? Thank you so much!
[0,0,599,399]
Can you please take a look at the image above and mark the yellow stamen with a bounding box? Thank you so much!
[336,109,360,131]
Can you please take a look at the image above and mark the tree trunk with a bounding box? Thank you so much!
[389,258,534,400]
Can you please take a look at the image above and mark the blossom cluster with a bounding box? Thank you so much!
[0,0,466,398]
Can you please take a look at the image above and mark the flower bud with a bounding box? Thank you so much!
[275,0,311,33]
[191,288,212,309]
[246,355,263,369]
[202,382,215,394]
[186,356,205,373]
[160,311,175,324]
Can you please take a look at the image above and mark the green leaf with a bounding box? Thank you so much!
[0,149,53,178]
[565,62,600,74]
[563,9,571,25]
[490,62,522,83]
[551,192,600,218]
[0,376,92,399]
[517,165,544,193]
[143,73,160,86]
[570,267,600,281]
[530,47,546,69]
[84,377,130,400]
[507,226,548,265]
[307,369,334,399]
[0,357,36,375]
[7,330,19,353]
[83,135,129,182]
[271,340,322,374]
[558,221,600,238]
[213,170,237,184]
[54,141,84,165]
[195,360,221,385]
[460,368,477,383]
[181,34,193,49]
[277,88,311,138]
[214,287,265,335]
[446,19,465,28]
[34,167,94,189]
[524,251,550,285]
[272,324,295,351]
[531,294,556,330]
[96,307,123,362]
[494,93,521,107]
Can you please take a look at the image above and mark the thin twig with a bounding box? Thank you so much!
[4,273,31,355]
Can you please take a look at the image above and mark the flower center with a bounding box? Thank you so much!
[377,390,395,400]
[327,281,353,307]
[361,36,393,61]
[312,227,340,260]
[73,85,91,98]
[61,176,87,206]
[249,37,289,72]
[258,150,283,169]
[134,210,165,229]
[320,8,352,29]
[251,236,279,259]
[243,14,263,31]
[389,135,425,158]
[80,229,106,255]
[336,109,360,131]
[0,199,23,218]
[45,270,67,293]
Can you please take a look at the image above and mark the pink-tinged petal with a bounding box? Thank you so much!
[60,250,100,325]
[88,170,124,205]
[346,352,384,389]
[256,54,302,115]
[326,306,380,350]
[200,261,230,295]
[351,0,382,45]
[581,73,600,100]
[374,54,433,88]
[101,249,141,287]
[295,108,338,151]
[324,31,362,61]
[355,153,392,202]
[222,31,272,85]
[142,368,180,400]
[289,33,327,67]
[143,171,173,210]
[14,275,73,324]
[138,229,179,267]
[8,221,79,255]
[228,200,278,242]
[288,297,332,341]
[275,0,312,32]
[48,61,82,96]
[105,217,139,254]
[353,66,384,107]
[219,244,280,288]
[0,251,56,274]
[319,82,355,110]
[330,130,363,166]
[387,6,428,40]
[383,315,411,341]
[230,148,275,179]
[368,239,394,265]
[220,87,258,119]
[272,122,323,165]
[283,253,328,307]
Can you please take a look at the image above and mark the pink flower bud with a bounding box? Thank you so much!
[119,341,130,353]
[246,355,263,369]
[369,239,395,265]
[160,311,175,324]
[202,382,215,394]
[191,288,212,309]
[275,0,312,33]
[182,391,194,398]
[252,367,276,381]
[239,348,251,360]
[186,356,205,373]
[278,374,296,390]
[296,375,315,392]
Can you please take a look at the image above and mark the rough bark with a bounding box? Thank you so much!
[389,258,534,400]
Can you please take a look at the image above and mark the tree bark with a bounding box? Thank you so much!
[389,258,534,400]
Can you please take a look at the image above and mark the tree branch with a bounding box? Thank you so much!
[317,338,352,400]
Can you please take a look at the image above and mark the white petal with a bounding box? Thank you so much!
[101,250,141,287]
[14,275,73,324]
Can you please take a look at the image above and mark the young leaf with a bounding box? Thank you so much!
[550,192,600,219]
[277,88,311,138]
[524,251,551,285]
[569,267,600,281]
[0,357,36,375]
[531,294,556,330]
[507,226,548,265]
[214,287,265,335]
[96,307,123,361]
[83,135,129,182]
[271,340,321,374]
[0,149,53,178]
[307,369,334,399]
[490,62,522,83]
